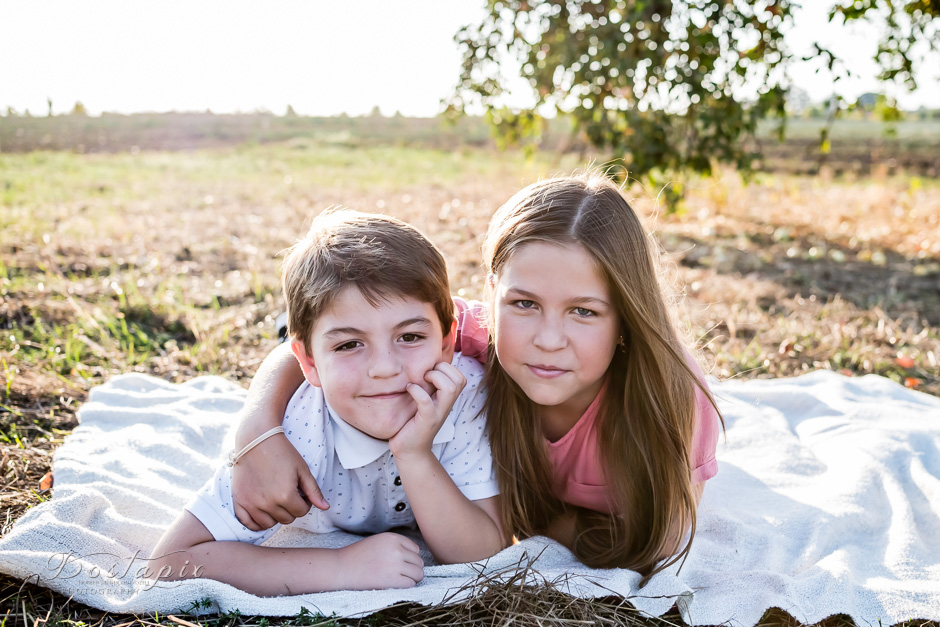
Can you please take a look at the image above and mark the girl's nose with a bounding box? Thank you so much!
[533,318,567,351]
[368,346,402,378]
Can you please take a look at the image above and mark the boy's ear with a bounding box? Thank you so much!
[290,339,322,388]
[441,319,457,363]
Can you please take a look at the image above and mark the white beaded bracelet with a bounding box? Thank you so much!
[227,426,285,467]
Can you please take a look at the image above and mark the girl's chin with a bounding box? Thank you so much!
[517,385,571,407]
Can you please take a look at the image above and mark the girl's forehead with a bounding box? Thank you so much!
[499,241,611,300]
[504,240,597,271]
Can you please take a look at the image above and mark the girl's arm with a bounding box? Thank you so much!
[230,343,329,531]
[545,482,706,560]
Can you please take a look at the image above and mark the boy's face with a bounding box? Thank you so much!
[291,286,455,440]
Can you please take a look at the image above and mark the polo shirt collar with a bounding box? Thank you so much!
[327,401,457,469]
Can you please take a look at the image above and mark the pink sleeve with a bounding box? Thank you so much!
[687,356,720,485]
[452,297,490,364]
[690,382,720,484]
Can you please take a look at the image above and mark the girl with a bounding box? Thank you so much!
[229,172,722,581]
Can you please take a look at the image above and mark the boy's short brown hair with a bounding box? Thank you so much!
[282,208,454,357]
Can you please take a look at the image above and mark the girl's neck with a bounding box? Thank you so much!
[537,378,605,442]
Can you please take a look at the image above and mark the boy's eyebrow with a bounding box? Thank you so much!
[322,326,364,340]
[321,318,433,340]
[505,287,610,308]
[393,317,433,330]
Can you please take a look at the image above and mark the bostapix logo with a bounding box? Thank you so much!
[43,550,203,592]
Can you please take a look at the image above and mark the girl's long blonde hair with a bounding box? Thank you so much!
[482,172,721,581]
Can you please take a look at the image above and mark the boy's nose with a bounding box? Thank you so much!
[368,347,402,378]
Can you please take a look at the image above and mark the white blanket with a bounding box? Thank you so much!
[1,371,938,625]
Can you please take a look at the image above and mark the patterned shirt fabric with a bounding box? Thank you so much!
[452,297,720,514]
[186,352,496,543]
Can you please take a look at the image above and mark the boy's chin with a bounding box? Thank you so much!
[358,412,415,442]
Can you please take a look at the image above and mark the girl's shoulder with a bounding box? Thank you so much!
[453,297,490,363]
[682,350,721,483]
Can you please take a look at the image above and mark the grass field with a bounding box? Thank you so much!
[1,138,939,626]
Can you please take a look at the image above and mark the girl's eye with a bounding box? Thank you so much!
[574,307,596,317]
[335,341,362,352]
[400,333,425,343]
[514,300,536,309]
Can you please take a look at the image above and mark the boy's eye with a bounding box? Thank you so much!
[573,307,596,317]
[335,341,362,352]
[400,333,425,343]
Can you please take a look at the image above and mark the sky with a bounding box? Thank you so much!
[1,0,937,118]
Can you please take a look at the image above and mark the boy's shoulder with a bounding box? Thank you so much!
[452,351,485,379]
[439,352,487,435]
[451,352,486,406]
[281,381,331,436]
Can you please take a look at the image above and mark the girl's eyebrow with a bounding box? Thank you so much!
[568,296,611,307]
[505,287,610,308]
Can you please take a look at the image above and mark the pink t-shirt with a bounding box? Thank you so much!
[454,297,721,514]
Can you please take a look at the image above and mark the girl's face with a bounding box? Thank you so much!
[492,241,620,435]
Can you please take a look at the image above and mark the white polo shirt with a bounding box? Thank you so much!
[186,353,497,544]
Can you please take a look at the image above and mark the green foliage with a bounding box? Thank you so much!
[451,0,939,207]
[831,0,940,89]
[451,0,794,200]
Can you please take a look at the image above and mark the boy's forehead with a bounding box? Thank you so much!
[313,285,441,334]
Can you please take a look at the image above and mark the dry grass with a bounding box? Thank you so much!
[1,142,939,626]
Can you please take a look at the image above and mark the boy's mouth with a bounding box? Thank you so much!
[362,390,408,400]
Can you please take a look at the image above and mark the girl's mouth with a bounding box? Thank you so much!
[527,365,569,378]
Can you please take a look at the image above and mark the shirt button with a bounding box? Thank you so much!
[394,502,406,512]
[393,476,402,486]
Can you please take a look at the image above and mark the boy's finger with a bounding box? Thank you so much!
[423,370,464,407]
[402,561,425,584]
[424,362,465,390]
[424,367,465,394]
[405,383,437,422]
[402,537,422,554]
[432,361,467,388]
[298,471,330,511]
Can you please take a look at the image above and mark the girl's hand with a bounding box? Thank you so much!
[335,532,425,590]
[231,432,329,531]
[389,361,466,461]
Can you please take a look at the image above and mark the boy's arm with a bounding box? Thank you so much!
[396,456,505,564]
[150,511,424,596]
[390,363,506,564]
[231,342,329,531]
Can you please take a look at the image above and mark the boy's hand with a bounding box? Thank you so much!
[389,361,466,461]
[231,432,329,531]
[335,533,424,590]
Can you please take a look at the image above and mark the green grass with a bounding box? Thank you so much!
[1,140,939,627]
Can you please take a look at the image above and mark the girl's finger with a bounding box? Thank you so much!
[232,503,265,531]
[298,471,330,511]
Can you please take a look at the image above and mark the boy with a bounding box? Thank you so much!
[150,209,505,596]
